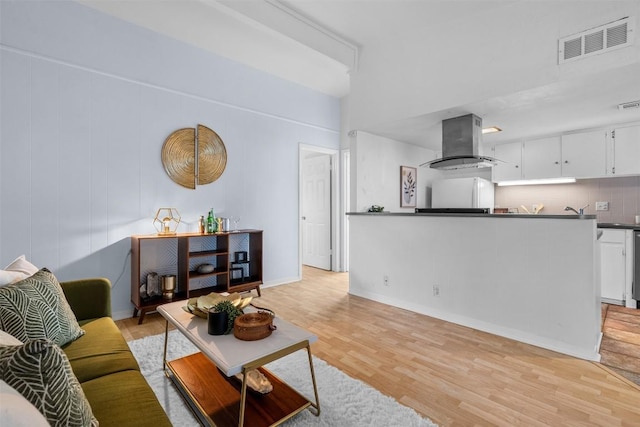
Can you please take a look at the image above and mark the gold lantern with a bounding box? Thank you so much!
[153,208,181,235]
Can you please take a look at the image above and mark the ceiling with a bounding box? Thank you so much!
[79,0,640,150]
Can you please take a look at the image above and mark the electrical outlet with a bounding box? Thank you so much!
[383,275,389,287]
[595,201,609,211]
[433,284,440,296]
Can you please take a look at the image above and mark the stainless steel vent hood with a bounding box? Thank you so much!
[420,114,499,170]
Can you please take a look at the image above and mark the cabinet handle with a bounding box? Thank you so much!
[564,160,569,164]
[554,161,559,164]
[515,165,519,168]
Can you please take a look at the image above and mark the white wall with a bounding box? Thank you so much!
[0,0,340,319]
[349,214,602,361]
[350,131,439,212]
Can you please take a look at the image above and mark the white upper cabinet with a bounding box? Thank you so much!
[561,130,607,178]
[611,125,640,176]
[492,125,639,182]
[492,142,522,182]
[522,136,561,179]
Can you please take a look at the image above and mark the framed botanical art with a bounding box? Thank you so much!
[400,166,417,208]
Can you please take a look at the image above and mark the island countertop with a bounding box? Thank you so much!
[597,222,640,231]
[347,212,601,362]
[347,212,597,220]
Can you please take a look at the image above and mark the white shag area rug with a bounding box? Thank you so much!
[128,330,438,427]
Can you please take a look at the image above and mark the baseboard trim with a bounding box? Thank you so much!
[261,276,301,288]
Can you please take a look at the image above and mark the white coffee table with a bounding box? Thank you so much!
[157,300,320,427]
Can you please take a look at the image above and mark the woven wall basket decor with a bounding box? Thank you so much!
[197,124,227,185]
[161,128,196,189]
[161,124,227,189]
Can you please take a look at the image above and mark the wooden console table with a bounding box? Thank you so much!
[131,230,263,324]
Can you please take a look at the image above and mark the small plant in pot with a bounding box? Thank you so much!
[212,300,243,335]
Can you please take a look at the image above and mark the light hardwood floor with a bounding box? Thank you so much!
[116,267,640,426]
[600,304,640,385]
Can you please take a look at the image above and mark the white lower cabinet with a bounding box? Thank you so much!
[599,229,633,305]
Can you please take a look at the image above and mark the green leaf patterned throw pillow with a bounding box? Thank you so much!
[0,269,85,346]
[0,339,98,427]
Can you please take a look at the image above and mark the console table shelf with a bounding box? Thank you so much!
[131,230,263,324]
[189,249,229,257]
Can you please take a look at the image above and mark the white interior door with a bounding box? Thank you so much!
[302,154,331,270]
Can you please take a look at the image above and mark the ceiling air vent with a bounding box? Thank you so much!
[558,17,635,64]
[618,100,640,110]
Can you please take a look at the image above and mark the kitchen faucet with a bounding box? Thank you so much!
[564,205,589,215]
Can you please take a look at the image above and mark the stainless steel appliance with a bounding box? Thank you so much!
[415,208,490,214]
[634,230,639,306]
[420,114,499,170]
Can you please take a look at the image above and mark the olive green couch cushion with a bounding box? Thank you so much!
[58,277,172,427]
[63,317,140,383]
[81,370,172,427]
[60,278,111,321]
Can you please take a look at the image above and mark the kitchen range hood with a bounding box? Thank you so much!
[420,113,499,170]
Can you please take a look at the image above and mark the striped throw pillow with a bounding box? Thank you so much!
[0,269,85,346]
[0,339,98,427]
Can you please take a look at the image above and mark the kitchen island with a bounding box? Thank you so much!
[347,212,601,361]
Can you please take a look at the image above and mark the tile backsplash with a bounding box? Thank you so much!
[495,176,640,224]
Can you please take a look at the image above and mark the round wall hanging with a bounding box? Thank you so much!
[161,124,227,189]
[197,124,227,185]
[161,128,196,189]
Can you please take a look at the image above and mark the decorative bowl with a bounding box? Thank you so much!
[197,264,215,274]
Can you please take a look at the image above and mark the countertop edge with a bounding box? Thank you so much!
[346,212,597,220]
[597,223,640,230]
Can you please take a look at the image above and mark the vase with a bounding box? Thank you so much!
[208,310,228,335]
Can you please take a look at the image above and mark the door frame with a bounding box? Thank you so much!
[299,143,340,277]
[342,149,350,272]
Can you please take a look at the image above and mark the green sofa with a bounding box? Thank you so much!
[60,278,172,427]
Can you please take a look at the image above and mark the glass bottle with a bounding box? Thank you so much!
[198,215,205,234]
[206,210,214,234]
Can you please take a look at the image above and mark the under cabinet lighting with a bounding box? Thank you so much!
[482,126,502,134]
[497,177,576,186]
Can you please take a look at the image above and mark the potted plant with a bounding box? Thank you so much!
[210,300,242,335]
